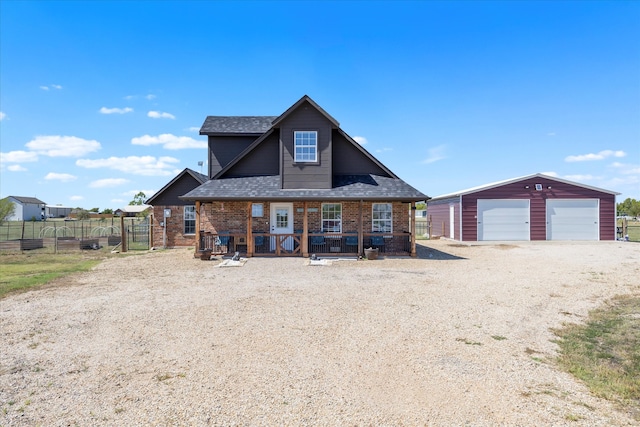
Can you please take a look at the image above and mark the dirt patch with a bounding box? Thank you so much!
[1,240,639,426]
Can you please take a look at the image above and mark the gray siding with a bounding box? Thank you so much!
[148,174,202,206]
[225,133,280,177]
[332,130,389,176]
[209,135,257,177]
[280,101,333,189]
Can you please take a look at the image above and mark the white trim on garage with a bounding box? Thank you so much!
[546,199,599,240]
[477,199,530,241]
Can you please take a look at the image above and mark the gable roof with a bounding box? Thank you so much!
[181,174,426,202]
[9,196,46,205]
[146,168,208,205]
[199,116,277,135]
[429,173,620,201]
[212,99,396,181]
[271,95,339,128]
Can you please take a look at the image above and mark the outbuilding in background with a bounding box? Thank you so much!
[427,173,620,241]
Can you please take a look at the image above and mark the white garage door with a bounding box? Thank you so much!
[477,199,530,241]
[546,199,599,240]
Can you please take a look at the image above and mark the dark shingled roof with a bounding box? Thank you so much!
[9,196,46,204]
[180,174,428,202]
[199,116,278,135]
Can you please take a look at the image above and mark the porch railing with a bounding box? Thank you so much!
[199,231,412,257]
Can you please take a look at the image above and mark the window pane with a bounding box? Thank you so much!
[294,131,317,162]
[184,206,196,234]
[322,203,341,232]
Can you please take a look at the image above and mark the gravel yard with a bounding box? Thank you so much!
[1,240,639,426]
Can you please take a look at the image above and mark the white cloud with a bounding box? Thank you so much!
[8,165,27,172]
[0,112,6,121]
[547,132,556,136]
[76,155,179,176]
[26,135,101,157]
[422,144,447,164]
[148,111,175,119]
[146,94,156,100]
[51,84,62,90]
[1,150,39,163]
[40,86,50,91]
[187,126,200,132]
[375,147,393,153]
[611,162,640,175]
[99,107,133,114]
[131,133,206,150]
[541,171,558,177]
[353,136,367,145]
[565,150,626,162]
[70,195,84,201]
[40,84,62,90]
[45,172,77,182]
[89,178,130,188]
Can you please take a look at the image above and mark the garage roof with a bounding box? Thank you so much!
[430,173,620,201]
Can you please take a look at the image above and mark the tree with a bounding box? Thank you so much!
[89,207,100,213]
[75,208,90,220]
[0,197,16,225]
[102,208,113,214]
[617,198,640,217]
[129,191,147,206]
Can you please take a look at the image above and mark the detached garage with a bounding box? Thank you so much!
[427,173,619,241]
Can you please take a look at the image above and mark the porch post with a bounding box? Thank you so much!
[302,201,309,257]
[358,200,363,256]
[195,201,201,252]
[410,201,417,257]
[247,201,253,257]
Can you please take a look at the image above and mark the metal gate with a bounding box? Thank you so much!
[126,218,150,250]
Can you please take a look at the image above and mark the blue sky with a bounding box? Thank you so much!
[1,0,638,210]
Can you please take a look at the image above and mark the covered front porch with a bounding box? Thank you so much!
[194,200,418,258]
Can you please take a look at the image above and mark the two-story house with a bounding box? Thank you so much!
[147,95,428,257]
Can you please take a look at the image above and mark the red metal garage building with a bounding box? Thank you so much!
[427,173,620,241]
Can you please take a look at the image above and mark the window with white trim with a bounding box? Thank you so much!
[184,205,196,234]
[294,131,317,162]
[321,203,342,233]
[372,203,392,233]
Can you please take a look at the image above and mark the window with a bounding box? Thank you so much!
[372,203,392,233]
[252,203,263,217]
[294,131,317,162]
[184,205,196,234]
[322,203,342,233]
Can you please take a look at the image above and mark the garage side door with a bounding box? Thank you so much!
[546,199,599,240]
[477,199,530,241]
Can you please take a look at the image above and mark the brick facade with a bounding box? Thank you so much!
[153,201,411,249]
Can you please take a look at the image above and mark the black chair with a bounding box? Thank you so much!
[310,234,325,252]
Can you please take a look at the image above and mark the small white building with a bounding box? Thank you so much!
[115,205,151,217]
[6,196,47,221]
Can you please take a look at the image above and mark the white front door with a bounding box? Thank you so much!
[270,203,294,250]
[449,205,455,239]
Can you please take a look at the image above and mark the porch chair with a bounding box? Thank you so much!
[345,235,359,251]
[253,233,265,253]
[369,235,385,252]
[310,233,326,252]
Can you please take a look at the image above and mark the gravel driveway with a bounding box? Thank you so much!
[1,240,639,426]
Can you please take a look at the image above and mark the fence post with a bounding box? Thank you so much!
[120,215,127,252]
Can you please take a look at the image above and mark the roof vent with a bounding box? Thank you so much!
[535,184,543,191]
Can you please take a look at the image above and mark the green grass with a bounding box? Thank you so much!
[553,295,640,420]
[619,222,640,242]
[0,252,105,298]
